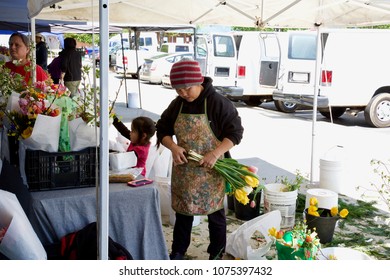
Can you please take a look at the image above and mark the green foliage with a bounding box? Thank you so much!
[64,33,100,46]
[276,170,307,192]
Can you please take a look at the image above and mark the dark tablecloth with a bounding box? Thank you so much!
[28,183,169,260]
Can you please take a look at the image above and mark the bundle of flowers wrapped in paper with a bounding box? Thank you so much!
[1,80,71,153]
[4,81,66,138]
[268,222,321,260]
[187,150,263,205]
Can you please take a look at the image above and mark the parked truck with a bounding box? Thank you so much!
[273,28,390,128]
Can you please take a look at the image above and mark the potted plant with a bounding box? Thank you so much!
[305,197,349,244]
[264,171,307,228]
[268,222,321,260]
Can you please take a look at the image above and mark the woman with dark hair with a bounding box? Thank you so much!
[60,37,82,96]
[5,32,48,86]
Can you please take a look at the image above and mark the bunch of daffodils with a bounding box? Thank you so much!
[187,150,263,205]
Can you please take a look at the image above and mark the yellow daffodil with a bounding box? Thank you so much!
[234,188,249,205]
[309,197,318,206]
[330,207,339,217]
[339,209,349,218]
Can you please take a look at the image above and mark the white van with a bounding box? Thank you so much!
[160,43,193,53]
[204,31,297,112]
[195,33,242,95]
[115,32,159,77]
[273,29,390,128]
[232,32,288,108]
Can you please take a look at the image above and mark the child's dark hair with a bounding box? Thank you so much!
[132,116,156,145]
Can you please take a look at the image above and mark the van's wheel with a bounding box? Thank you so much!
[319,107,346,119]
[274,100,298,113]
[244,96,262,106]
[364,93,390,128]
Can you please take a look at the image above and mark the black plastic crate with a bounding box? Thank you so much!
[25,147,99,191]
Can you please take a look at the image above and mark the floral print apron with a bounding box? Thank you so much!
[172,100,225,215]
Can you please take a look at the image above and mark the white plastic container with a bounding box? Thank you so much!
[127,92,140,108]
[305,188,338,210]
[263,183,298,229]
[319,145,345,194]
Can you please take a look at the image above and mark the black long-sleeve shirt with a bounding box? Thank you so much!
[61,49,82,82]
[156,77,244,156]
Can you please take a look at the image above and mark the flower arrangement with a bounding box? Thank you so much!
[268,222,321,260]
[307,197,349,218]
[187,150,264,205]
[4,81,67,139]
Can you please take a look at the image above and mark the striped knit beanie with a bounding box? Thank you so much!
[170,59,204,89]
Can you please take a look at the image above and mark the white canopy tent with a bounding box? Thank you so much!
[27,0,390,260]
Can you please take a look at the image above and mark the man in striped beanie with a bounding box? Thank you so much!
[157,58,244,260]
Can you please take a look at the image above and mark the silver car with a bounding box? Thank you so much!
[140,52,193,84]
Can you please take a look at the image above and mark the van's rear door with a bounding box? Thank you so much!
[258,32,280,88]
[273,32,317,105]
[195,34,238,88]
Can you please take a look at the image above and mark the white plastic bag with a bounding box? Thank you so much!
[68,117,99,151]
[21,113,61,153]
[0,190,47,260]
[226,210,281,260]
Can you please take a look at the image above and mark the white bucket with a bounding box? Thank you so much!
[319,146,345,194]
[127,92,140,108]
[305,188,338,210]
[263,183,298,229]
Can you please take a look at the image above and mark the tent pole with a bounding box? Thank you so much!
[31,17,36,84]
[310,25,321,184]
[134,28,143,109]
[120,32,128,107]
[98,0,110,260]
